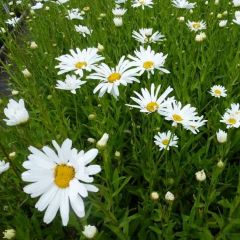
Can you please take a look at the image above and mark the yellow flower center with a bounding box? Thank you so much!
[146,102,159,112]
[139,0,145,3]
[75,61,87,69]
[162,139,169,145]
[214,89,222,95]
[193,22,201,29]
[228,118,237,125]
[143,61,154,69]
[172,114,183,122]
[107,72,121,83]
[54,164,75,188]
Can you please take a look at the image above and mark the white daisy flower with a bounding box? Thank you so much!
[161,101,200,127]
[233,11,240,25]
[172,0,196,9]
[209,85,227,98]
[132,0,153,9]
[216,129,227,143]
[112,8,127,17]
[56,74,86,94]
[21,138,101,226]
[126,83,174,114]
[183,115,207,134]
[31,2,43,10]
[233,0,240,7]
[66,9,84,20]
[0,160,10,174]
[227,103,240,116]
[187,20,207,32]
[55,48,104,77]
[132,28,165,44]
[5,17,20,27]
[128,45,170,78]
[154,131,178,151]
[75,25,92,37]
[4,99,29,126]
[87,56,139,98]
[220,112,240,128]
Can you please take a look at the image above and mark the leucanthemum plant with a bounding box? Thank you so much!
[21,139,101,226]
[154,131,178,151]
[132,28,165,44]
[187,20,207,32]
[131,0,154,9]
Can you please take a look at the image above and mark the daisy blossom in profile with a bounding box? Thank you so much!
[161,101,200,127]
[75,25,92,37]
[154,131,178,151]
[55,0,69,4]
[66,9,84,20]
[21,138,101,226]
[172,0,196,9]
[0,160,10,174]
[87,56,139,98]
[183,116,207,134]
[31,2,43,10]
[115,0,127,3]
[132,0,153,9]
[187,20,206,32]
[4,99,29,126]
[126,83,174,114]
[128,46,170,78]
[56,74,86,94]
[55,48,104,77]
[5,17,20,27]
[112,8,127,17]
[132,28,165,44]
[209,85,227,98]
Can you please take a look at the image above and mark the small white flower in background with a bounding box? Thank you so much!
[56,74,86,94]
[112,7,127,17]
[216,129,227,143]
[115,0,127,3]
[214,0,219,4]
[2,229,15,239]
[87,138,96,143]
[233,0,240,7]
[165,191,175,201]
[154,131,178,151]
[195,170,206,182]
[0,27,6,34]
[97,43,104,52]
[54,0,69,4]
[5,17,20,27]
[97,133,109,149]
[113,17,123,26]
[205,1,208,5]
[195,32,206,42]
[66,8,84,20]
[217,13,222,19]
[75,25,92,37]
[150,191,159,200]
[9,152,16,159]
[233,11,240,25]
[55,48,104,77]
[31,2,43,10]
[12,90,19,96]
[88,114,96,120]
[209,85,227,98]
[30,41,38,49]
[217,160,224,168]
[177,16,185,22]
[87,56,139,98]
[115,151,121,157]
[219,20,228,27]
[0,160,10,174]
[4,99,29,126]
[172,0,196,9]
[128,45,170,78]
[132,0,154,9]
[22,68,32,78]
[82,225,97,239]
[132,28,165,44]
[187,20,206,32]
[126,83,174,114]
[22,139,101,226]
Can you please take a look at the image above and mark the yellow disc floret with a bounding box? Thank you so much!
[143,61,154,69]
[172,114,183,122]
[146,102,159,112]
[75,61,87,69]
[107,72,121,83]
[54,164,75,188]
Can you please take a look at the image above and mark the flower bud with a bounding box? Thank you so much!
[87,138,96,143]
[165,191,175,201]
[96,133,109,149]
[22,68,32,78]
[30,41,38,49]
[195,170,206,182]
[9,152,16,159]
[88,114,96,120]
[2,229,15,239]
[216,129,227,143]
[82,225,97,239]
[150,191,159,200]
[115,151,121,157]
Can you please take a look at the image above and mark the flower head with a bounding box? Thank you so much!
[82,225,97,239]
[154,131,178,151]
[4,99,29,126]
[0,160,10,174]
[132,28,165,44]
[209,85,227,98]
[172,0,196,9]
[132,0,153,9]
[22,139,101,226]
[187,20,206,32]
